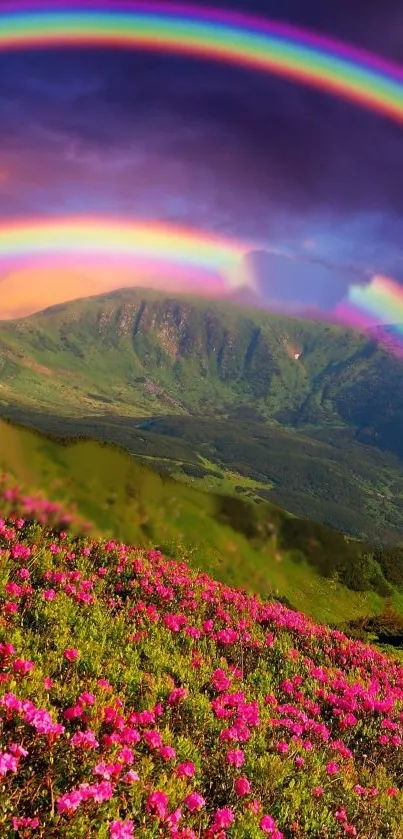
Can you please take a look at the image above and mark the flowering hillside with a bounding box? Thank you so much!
[0,476,403,837]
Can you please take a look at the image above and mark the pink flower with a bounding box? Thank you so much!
[159,745,176,761]
[0,752,18,776]
[166,807,182,829]
[71,729,99,750]
[117,746,134,765]
[43,589,56,601]
[57,790,83,814]
[260,815,276,834]
[184,792,206,812]
[276,741,289,755]
[344,826,357,837]
[78,691,95,706]
[247,799,261,814]
[312,786,324,798]
[211,668,231,692]
[0,642,15,657]
[109,819,134,838]
[234,776,251,796]
[93,762,119,780]
[147,790,169,820]
[326,761,339,776]
[227,748,245,768]
[176,761,196,778]
[12,817,39,830]
[212,808,234,830]
[12,659,34,675]
[63,648,79,662]
[168,687,188,705]
[91,781,113,803]
[64,704,83,721]
[123,769,139,783]
[143,729,162,749]
[4,602,18,614]
[9,743,28,757]
[44,677,53,690]
[97,678,112,690]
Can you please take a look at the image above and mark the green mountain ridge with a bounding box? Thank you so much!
[1,287,403,541]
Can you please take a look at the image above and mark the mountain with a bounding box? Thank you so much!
[1,287,403,540]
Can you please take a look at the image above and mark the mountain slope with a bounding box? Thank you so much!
[0,416,398,628]
[1,287,402,439]
[1,487,403,836]
[0,287,378,420]
[1,288,403,541]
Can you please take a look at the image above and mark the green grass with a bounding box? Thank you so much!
[2,404,403,544]
[0,415,399,630]
[1,288,403,542]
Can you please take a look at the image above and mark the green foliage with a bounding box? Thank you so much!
[1,289,403,542]
[0,415,400,632]
[1,496,403,837]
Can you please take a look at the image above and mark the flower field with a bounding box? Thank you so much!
[0,474,402,837]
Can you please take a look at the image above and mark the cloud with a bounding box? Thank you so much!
[244,250,364,310]
[0,1,402,307]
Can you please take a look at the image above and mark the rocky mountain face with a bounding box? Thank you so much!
[0,287,403,460]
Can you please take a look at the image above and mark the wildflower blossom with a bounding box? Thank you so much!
[147,790,169,820]
[109,819,134,838]
[234,776,251,796]
[184,792,206,812]
[63,648,79,662]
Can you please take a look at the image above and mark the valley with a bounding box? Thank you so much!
[1,288,403,542]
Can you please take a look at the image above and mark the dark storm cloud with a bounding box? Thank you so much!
[0,0,403,308]
[3,51,402,224]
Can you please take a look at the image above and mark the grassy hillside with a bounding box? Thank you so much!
[0,416,402,631]
[1,289,403,542]
[0,484,403,836]
[0,288,389,425]
[2,404,403,545]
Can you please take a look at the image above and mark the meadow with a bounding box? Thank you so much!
[1,415,402,633]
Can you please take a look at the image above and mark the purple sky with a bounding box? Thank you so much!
[1,0,403,313]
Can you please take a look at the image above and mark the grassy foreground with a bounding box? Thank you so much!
[0,477,403,837]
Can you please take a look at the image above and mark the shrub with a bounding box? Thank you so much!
[0,474,402,836]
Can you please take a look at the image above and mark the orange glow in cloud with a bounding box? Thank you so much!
[0,218,255,318]
[0,263,227,320]
[0,266,104,319]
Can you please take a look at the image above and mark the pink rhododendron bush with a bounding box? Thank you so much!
[0,475,402,837]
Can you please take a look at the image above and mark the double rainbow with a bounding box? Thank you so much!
[1,2,403,125]
[2,3,403,338]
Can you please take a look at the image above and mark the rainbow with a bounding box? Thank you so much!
[335,276,403,354]
[0,217,254,288]
[1,3,403,125]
